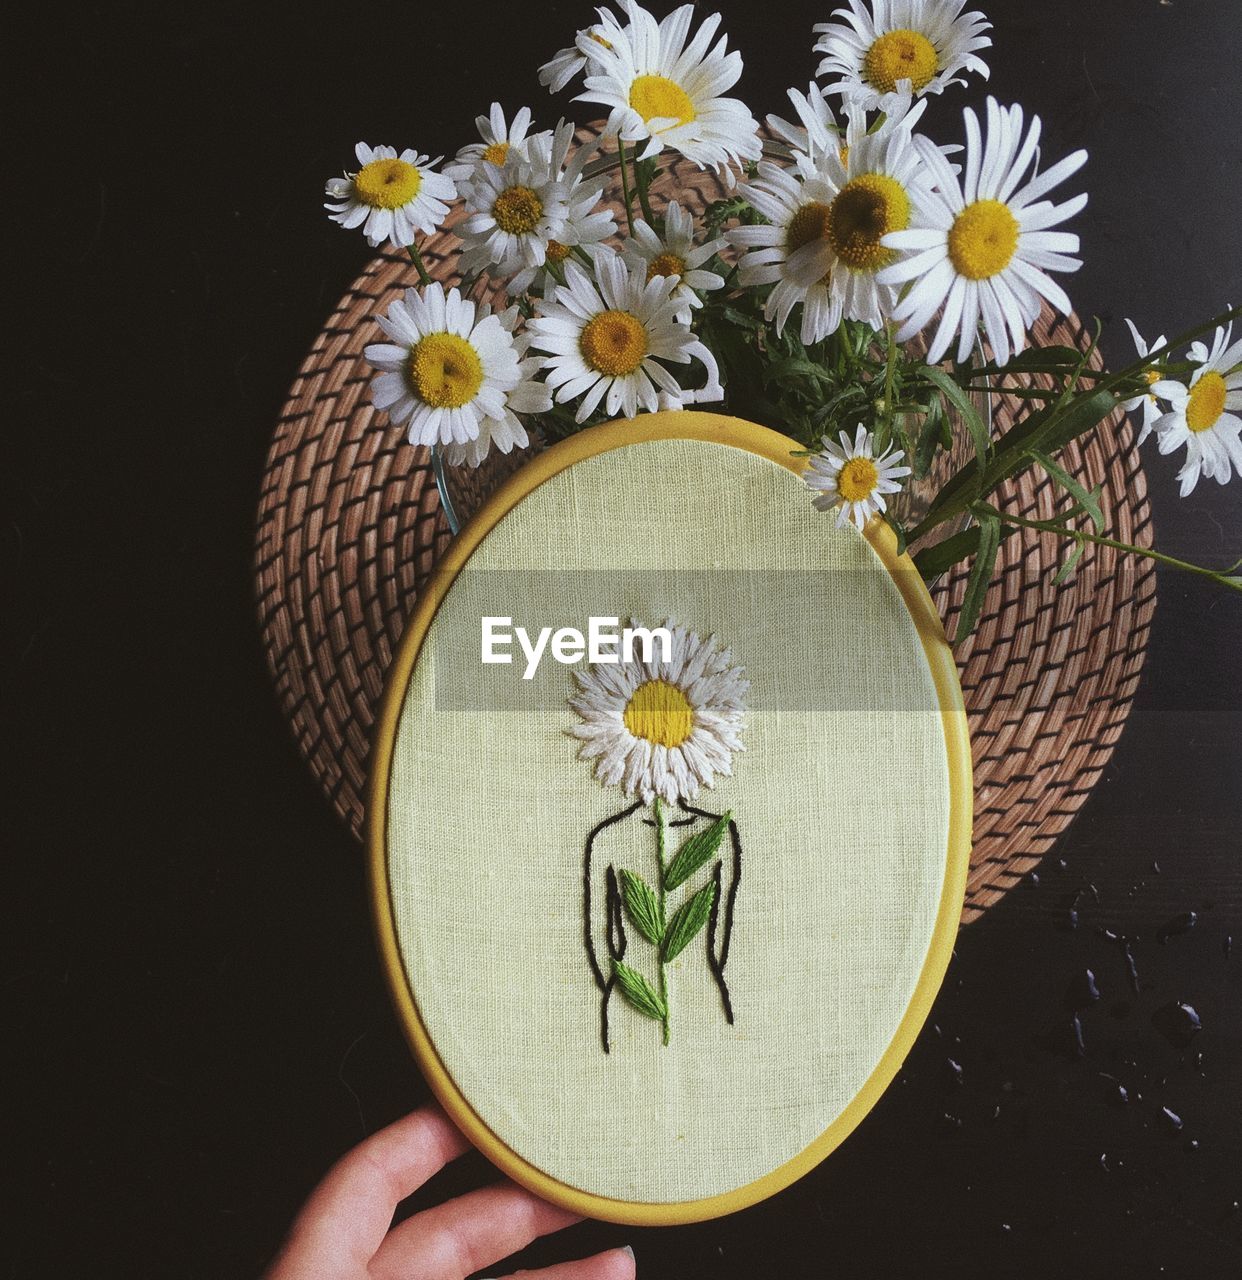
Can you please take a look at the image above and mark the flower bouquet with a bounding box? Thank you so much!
[323,0,1241,638]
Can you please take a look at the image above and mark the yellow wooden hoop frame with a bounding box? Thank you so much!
[367,412,972,1226]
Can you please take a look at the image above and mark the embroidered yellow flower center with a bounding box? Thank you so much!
[493,185,544,235]
[407,332,484,409]
[482,141,510,166]
[580,310,648,376]
[864,29,939,94]
[629,74,696,129]
[647,251,687,281]
[1186,370,1227,433]
[354,158,422,210]
[828,174,911,271]
[624,678,694,748]
[545,239,572,264]
[838,456,880,502]
[948,199,1021,280]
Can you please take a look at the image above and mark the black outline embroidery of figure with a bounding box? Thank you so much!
[583,798,742,1052]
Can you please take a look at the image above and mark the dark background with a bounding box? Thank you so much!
[4,1,1240,1276]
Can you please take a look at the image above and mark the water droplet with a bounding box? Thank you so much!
[1152,1002,1202,1047]
[1151,860,1162,874]
[1027,871,1040,889]
[1065,968,1101,1009]
[1071,1013,1086,1058]
[947,1057,964,1086]
[1161,1106,1184,1133]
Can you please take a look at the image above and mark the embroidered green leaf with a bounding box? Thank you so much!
[612,961,667,1021]
[664,812,731,891]
[619,869,665,946]
[662,882,718,962]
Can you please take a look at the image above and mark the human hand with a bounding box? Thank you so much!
[265,1105,635,1280]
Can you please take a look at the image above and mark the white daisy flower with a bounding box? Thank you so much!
[1150,321,1242,496]
[814,0,992,112]
[324,143,456,250]
[443,103,549,185]
[767,81,927,172]
[364,283,525,448]
[506,128,619,296]
[1119,319,1169,446]
[878,98,1088,367]
[621,200,726,322]
[732,104,934,340]
[457,123,575,280]
[568,621,748,805]
[440,308,554,468]
[574,1,762,176]
[540,23,623,94]
[806,425,912,530]
[527,251,723,423]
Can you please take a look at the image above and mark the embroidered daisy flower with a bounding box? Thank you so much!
[1150,321,1242,496]
[324,144,456,250]
[1119,319,1169,446]
[364,282,525,448]
[814,0,992,112]
[621,200,726,322]
[541,21,625,93]
[528,251,723,423]
[569,622,748,804]
[458,122,582,281]
[444,103,549,185]
[506,130,618,296]
[732,105,932,340]
[806,425,912,530]
[575,1,762,175]
[878,98,1088,367]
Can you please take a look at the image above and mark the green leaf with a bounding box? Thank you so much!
[664,812,732,891]
[618,870,665,947]
[612,961,667,1021]
[661,882,718,962]
[913,522,1021,581]
[1053,539,1087,585]
[884,512,908,556]
[920,365,992,474]
[954,512,1001,643]
[1031,449,1104,530]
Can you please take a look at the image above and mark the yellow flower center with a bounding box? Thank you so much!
[353,158,422,210]
[492,185,544,235]
[838,456,880,503]
[646,251,687,281]
[839,142,850,166]
[624,678,694,748]
[545,239,572,264]
[407,332,484,409]
[947,199,1021,281]
[1186,370,1227,433]
[864,29,939,94]
[481,141,510,166]
[787,200,833,256]
[629,74,696,130]
[827,174,911,272]
[580,310,649,376]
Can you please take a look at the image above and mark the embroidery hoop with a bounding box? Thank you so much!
[367,411,972,1225]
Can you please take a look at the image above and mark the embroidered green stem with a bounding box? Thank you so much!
[653,796,670,1046]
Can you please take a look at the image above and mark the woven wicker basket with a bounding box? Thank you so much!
[255,137,1155,923]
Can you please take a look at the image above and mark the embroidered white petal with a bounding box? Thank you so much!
[324,144,456,250]
[814,0,992,112]
[805,423,912,530]
[569,622,749,804]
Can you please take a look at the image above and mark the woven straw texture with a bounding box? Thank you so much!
[255,141,1156,924]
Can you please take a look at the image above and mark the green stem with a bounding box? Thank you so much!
[616,139,635,235]
[635,158,658,230]
[653,796,670,1047]
[406,242,432,286]
[976,503,1242,591]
